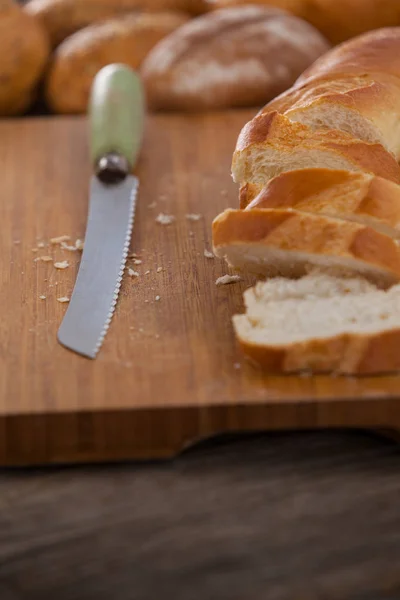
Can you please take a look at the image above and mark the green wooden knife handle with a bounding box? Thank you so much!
[89,64,145,173]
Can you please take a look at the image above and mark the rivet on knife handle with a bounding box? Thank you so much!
[89,63,145,183]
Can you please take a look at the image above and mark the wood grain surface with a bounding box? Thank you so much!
[1,111,400,466]
[1,430,400,599]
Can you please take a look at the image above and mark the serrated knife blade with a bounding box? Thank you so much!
[57,64,144,358]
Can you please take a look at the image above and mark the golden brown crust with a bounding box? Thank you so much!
[141,6,329,112]
[235,326,400,374]
[208,0,400,44]
[212,208,400,280]
[45,11,189,114]
[25,0,207,47]
[239,168,400,237]
[233,112,400,185]
[0,2,49,116]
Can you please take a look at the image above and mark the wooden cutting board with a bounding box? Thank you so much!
[1,111,400,467]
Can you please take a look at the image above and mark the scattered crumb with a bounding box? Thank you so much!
[57,297,70,303]
[44,278,48,282]
[204,249,214,259]
[233,363,241,370]
[156,267,163,273]
[39,295,46,300]
[75,239,84,250]
[128,268,139,277]
[216,274,242,286]
[133,259,142,265]
[145,270,150,275]
[129,326,135,330]
[186,213,202,221]
[155,295,160,301]
[139,328,144,333]
[61,242,77,251]
[144,299,149,303]
[37,242,45,248]
[155,213,175,225]
[155,334,160,339]
[21,272,24,275]
[32,248,38,253]
[50,235,70,244]
[37,255,53,262]
[158,194,167,201]
[148,202,157,209]
[128,252,138,258]
[220,189,228,196]
[54,260,69,270]
[13,240,20,245]
[189,231,194,237]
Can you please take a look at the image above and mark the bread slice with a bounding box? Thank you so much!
[212,208,400,288]
[232,112,400,186]
[233,271,400,375]
[264,74,400,160]
[239,168,400,239]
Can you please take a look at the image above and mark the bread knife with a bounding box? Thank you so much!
[57,63,144,358]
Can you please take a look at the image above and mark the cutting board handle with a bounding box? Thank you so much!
[89,64,145,174]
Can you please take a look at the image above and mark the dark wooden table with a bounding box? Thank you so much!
[1,430,400,599]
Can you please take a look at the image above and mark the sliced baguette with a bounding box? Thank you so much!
[263,74,400,161]
[233,271,400,375]
[232,112,400,186]
[239,168,400,239]
[212,208,400,288]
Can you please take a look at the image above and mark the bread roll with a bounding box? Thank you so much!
[45,11,189,114]
[207,0,400,44]
[141,6,330,111]
[0,1,49,116]
[25,0,208,47]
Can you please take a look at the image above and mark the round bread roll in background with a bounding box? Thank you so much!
[25,0,209,48]
[0,0,49,116]
[45,11,190,114]
[140,6,331,112]
[206,0,400,45]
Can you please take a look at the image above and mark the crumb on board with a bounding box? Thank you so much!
[233,363,241,370]
[158,194,167,201]
[32,248,38,253]
[57,297,70,303]
[139,328,144,333]
[155,213,175,225]
[216,274,242,286]
[156,267,163,273]
[50,235,71,244]
[144,299,149,303]
[39,295,46,300]
[186,213,202,221]
[14,240,21,245]
[133,259,142,265]
[145,270,150,275]
[75,239,84,250]
[54,260,69,270]
[189,231,194,237]
[128,252,138,258]
[204,249,214,259]
[128,268,139,277]
[61,242,77,251]
[35,255,53,262]
[148,202,157,209]
[155,295,161,301]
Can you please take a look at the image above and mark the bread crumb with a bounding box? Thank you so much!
[139,328,144,333]
[233,363,241,370]
[37,242,45,248]
[186,213,202,221]
[189,231,194,237]
[61,242,77,251]
[145,270,150,275]
[144,300,149,303]
[32,248,38,253]
[155,334,160,339]
[14,240,20,244]
[155,295,160,301]
[50,235,70,244]
[204,249,214,259]
[216,274,242,286]
[57,297,70,303]
[148,202,157,209]
[54,260,69,270]
[156,267,163,273]
[133,259,142,265]
[155,213,175,225]
[158,194,167,201]
[75,239,84,250]
[39,295,46,300]
[128,268,139,277]
[128,252,138,258]
[38,255,53,262]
